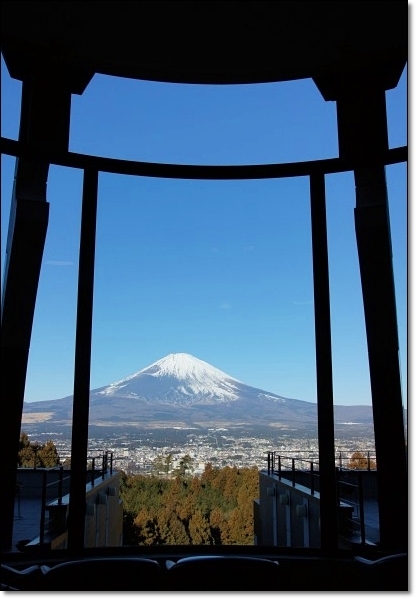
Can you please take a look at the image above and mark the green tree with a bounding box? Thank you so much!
[17,432,60,468]
[37,440,60,467]
[153,453,174,476]
[164,453,174,475]
[18,432,36,467]
[173,454,194,479]
[152,454,166,476]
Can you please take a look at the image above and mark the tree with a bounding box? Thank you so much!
[133,507,159,545]
[173,454,194,479]
[120,465,259,546]
[228,500,255,545]
[210,507,230,545]
[152,453,174,476]
[347,451,376,470]
[18,432,37,468]
[157,508,189,544]
[164,453,174,475]
[37,440,60,467]
[201,462,217,485]
[152,454,167,476]
[188,511,213,544]
[17,432,60,468]
[166,514,189,544]
[223,466,239,500]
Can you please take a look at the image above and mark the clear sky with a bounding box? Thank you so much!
[1,56,407,407]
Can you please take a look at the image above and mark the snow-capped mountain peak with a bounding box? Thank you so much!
[96,353,245,404]
[22,354,375,435]
[140,353,242,383]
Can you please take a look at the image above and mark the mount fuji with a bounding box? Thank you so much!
[94,353,284,405]
[22,353,374,436]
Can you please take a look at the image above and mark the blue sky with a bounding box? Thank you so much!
[1,56,407,407]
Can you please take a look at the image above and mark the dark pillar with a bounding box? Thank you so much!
[0,57,93,551]
[310,173,338,550]
[353,167,407,550]
[314,65,407,551]
[67,169,99,550]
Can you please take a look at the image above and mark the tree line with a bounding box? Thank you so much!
[17,434,376,546]
[120,463,259,545]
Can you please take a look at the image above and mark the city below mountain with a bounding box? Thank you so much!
[22,353,374,438]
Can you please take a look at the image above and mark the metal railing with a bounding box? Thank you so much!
[267,450,377,475]
[39,466,66,544]
[336,451,377,471]
[266,451,377,546]
[336,470,367,545]
[37,451,114,544]
[267,452,321,495]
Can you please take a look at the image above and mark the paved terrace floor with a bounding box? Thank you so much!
[12,498,43,551]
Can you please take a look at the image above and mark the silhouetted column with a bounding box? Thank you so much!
[314,65,407,551]
[67,168,99,550]
[0,57,93,551]
[310,173,338,550]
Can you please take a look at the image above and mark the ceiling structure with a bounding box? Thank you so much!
[1,1,407,87]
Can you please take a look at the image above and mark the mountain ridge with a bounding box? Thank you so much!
[22,353,374,437]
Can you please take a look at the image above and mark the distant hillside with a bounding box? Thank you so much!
[22,353,375,438]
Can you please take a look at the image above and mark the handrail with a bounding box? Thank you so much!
[0,137,407,180]
[266,450,377,474]
[337,471,367,545]
[36,451,114,545]
[267,452,321,495]
[266,451,375,545]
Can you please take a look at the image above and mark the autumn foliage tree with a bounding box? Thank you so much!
[347,451,376,470]
[120,464,259,546]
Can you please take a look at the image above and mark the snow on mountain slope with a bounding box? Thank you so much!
[95,353,271,405]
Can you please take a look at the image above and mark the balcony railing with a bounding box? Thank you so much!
[18,451,115,547]
[266,451,378,546]
[267,450,377,477]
